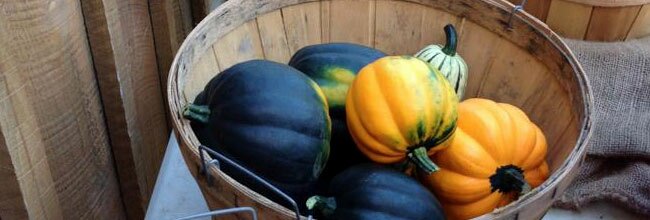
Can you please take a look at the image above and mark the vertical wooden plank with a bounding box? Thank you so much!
[149,0,193,109]
[546,0,593,39]
[374,1,424,55]
[190,0,209,26]
[420,8,463,49]
[184,47,221,101]
[0,0,126,219]
[0,132,28,219]
[321,1,331,43]
[214,21,265,70]
[82,0,171,218]
[328,0,375,47]
[478,42,549,108]
[256,11,291,63]
[456,21,502,99]
[585,6,642,41]
[282,2,323,55]
[627,5,650,39]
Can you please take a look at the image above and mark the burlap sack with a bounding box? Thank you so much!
[552,36,650,216]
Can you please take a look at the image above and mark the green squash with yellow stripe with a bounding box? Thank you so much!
[183,60,331,212]
[289,43,386,182]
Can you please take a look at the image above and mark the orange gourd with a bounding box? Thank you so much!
[421,98,550,220]
[345,56,458,174]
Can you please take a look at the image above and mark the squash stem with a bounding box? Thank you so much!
[504,168,532,196]
[441,24,458,56]
[490,165,531,196]
[407,147,440,174]
[183,104,210,124]
[306,195,336,217]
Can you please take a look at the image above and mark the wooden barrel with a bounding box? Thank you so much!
[167,0,593,219]
[509,0,650,41]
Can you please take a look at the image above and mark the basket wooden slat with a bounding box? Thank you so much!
[510,0,650,41]
[168,0,593,219]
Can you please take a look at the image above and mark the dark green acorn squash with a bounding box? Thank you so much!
[307,164,445,220]
[288,43,386,182]
[184,60,331,212]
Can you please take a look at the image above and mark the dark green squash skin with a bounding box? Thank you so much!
[288,43,386,185]
[188,60,331,213]
[310,164,445,220]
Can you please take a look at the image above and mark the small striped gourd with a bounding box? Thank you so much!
[415,24,468,99]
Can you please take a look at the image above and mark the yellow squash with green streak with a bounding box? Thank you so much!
[346,56,459,174]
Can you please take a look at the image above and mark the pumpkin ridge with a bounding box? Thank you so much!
[460,100,504,162]
[426,170,492,204]
[520,127,548,169]
[433,129,498,177]
[482,100,513,164]
[346,90,403,159]
[368,63,410,149]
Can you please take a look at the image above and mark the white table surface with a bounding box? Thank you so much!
[145,133,643,220]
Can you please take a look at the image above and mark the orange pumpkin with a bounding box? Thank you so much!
[345,56,458,174]
[421,98,550,220]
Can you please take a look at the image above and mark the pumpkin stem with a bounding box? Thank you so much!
[441,24,458,56]
[407,147,440,174]
[306,195,336,217]
[490,165,531,196]
[183,104,210,124]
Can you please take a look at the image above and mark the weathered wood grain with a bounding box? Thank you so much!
[374,1,424,55]
[149,0,193,111]
[585,5,643,41]
[213,21,265,70]
[627,5,650,39]
[420,7,463,50]
[282,2,323,55]
[257,11,292,63]
[546,0,594,39]
[328,0,375,47]
[81,0,170,218]
[0,0,125,219]
[457,21,502,99]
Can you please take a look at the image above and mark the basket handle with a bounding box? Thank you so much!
[176,207,257,220]
[508,0,528,29]
[198,145,305,220]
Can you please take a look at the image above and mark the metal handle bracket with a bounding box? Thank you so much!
[196,145,309,219]
[508,0,528,29]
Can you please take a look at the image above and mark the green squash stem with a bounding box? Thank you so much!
[183,104,210,124]
[407,147,440,174]
[441,24,458,56]
[306,195,336,217]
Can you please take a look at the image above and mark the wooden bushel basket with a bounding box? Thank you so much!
[167,0,593,219]
[509,0,650,41]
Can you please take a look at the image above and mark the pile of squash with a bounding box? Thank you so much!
[185,24,549,220]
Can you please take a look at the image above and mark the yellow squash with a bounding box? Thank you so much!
[421,98,550,219]
[345,56,458,174]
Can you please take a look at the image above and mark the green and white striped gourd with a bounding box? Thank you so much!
[415,24,468,99]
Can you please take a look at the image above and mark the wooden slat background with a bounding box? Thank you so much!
[508,0,650,41]
[0,0,194,219]
[0,0,126,219]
